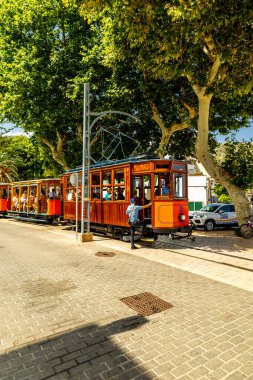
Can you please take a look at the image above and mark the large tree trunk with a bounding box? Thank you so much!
[195,90,251,225]
[42,132,69,171]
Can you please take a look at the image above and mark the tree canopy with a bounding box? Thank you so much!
[81,0,253,223]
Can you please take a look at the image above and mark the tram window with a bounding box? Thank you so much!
[103,186,113,201]
[92,187,101,200]
[174,174,186,198]
[114,170,124,184]
[173,163,186,172]
[155,164,169,169]
[67,189,75,201]
[115,186,125,200]
[154,174,160,196]
[103,171,111,185]
[55,186,61,197]
[155,174,171,196]
[144,175,151,202]
[133,176,142,204]
[92,173,100,185]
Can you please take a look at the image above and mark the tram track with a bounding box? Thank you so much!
[146,237,253,273]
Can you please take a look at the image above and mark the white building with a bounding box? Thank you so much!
[187,162,214,211]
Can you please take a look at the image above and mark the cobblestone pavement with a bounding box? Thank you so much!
[0,219,253,379]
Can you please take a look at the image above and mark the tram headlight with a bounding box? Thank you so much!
[178,213,186,222]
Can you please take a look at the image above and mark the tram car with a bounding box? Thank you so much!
[0,183,11,215]
[8,178,61,223]
[60,156,191,239]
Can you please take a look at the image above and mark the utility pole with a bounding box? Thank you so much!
[79,83,93,242]
[78,82,141,243]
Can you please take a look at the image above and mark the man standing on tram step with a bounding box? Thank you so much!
[126,198,152,250]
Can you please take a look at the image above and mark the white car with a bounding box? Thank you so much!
[190,203,238,231]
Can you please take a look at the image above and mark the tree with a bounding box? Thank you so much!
[0,152,18,182]
[0,134,59,180]
[82,0,253,224]
[0,0,110,170]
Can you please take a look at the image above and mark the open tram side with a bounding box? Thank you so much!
[6,178,62,223]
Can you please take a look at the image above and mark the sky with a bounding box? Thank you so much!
[1,123,253,142]
[215,125,253,142]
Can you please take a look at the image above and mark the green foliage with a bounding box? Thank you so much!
[0,151,18,182]
[0,135,60,180]
[219,139,253,189]
[0,0,105,168]
[212,184,231,203]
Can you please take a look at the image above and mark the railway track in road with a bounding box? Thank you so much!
[143,235,253,273]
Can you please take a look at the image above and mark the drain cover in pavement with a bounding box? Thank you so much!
[120,292,173,316]
[95,251,116,257]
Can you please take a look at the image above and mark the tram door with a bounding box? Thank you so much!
[132,175,151,220]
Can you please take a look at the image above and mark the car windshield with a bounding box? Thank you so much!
[200,204,220,212]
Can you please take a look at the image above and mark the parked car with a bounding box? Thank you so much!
[190,203,238,231]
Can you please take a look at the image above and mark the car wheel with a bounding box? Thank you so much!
[204,219,215,231]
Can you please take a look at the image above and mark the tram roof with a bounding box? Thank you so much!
[64,155,184,174]
[11,178,60,185]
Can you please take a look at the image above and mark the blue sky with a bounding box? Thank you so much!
[216,125,253,142]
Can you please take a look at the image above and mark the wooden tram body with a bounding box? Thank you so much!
[61,157,190,238]
[0,183,11,215]
[8,178,61,223]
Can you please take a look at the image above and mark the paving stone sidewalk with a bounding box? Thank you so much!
[0,219,253,379]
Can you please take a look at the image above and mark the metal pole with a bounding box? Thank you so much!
[81,84,87,234]
[76,174,78,240]
[81,83,90,235]
[87,93,91,233]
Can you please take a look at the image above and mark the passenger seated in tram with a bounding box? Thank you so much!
[12,194,19,210]
[48,188,56,199]
[21,192,28,211]
[162,182,170,196]
[67,189,75,201]
[115,187,125,200]
[105,187,112,201]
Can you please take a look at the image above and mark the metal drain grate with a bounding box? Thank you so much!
[95,251,116,257]
[120,292,173,316]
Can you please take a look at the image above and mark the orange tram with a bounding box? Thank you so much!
[0,156,192,239]
[0,183,11,215]
[61,156,192,240]
[0,179,61,223]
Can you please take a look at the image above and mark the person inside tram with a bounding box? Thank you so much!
[12,193,19,210]
[21,192,28,211]
[133,190,141,205]
[162,182,170,196]
[48,188,56,199]
[116,187,125,200]
[105,187,112,201]
[67,189,75,201]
